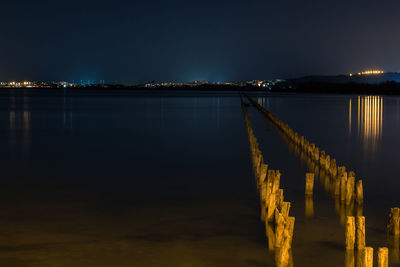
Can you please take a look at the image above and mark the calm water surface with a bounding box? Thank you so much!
[0,89,399,266]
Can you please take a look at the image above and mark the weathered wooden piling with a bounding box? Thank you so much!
[285,217,295,248]
[340,172,348,201]
[275,210,285,248]
[325,155,331,170]
[259,163,268,184]
[356,180,364,204]
[265,223,276,251]
[345,250,355,267]
[266,192,277,222]
[388,208,400,236]
[314,147,320,162]
[276,189,284,211]
[346,216,356,250]
[305,173,314,196]
[276,235,291,267]
[346,175,355,205]
[377,247,388,267]
[320,150,326,166]
[338,166,346,178]
[330,158,338,176]
[356,216,366,250]
[362,247,374,267]
[388,233,399,263]
[281,202,291,219]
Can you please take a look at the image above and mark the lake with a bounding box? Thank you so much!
[0,89,399,266]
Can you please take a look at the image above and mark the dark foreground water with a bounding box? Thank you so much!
[0,89,399,266]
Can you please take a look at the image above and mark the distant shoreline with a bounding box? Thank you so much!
[2,81,400,95]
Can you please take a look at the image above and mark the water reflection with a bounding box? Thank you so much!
[352,96,383,151]
[305,196,314,218]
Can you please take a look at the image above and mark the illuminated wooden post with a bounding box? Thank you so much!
[346,176,355,205]
[275,210,285,248]
[346,216,356,250]
[265,222,275,251]
[285,217,295,248]
[320,150,326,166]
[260,183,267,204]
[362,247,373,267]
[388,208,400,236]
[305,173,314,196]
[330,158,337,176]
[259,163,268,184]
[338,166,346,178]
[281,202,291,219]
[276,235,291,267]
[276,189,284,211]
[356,216,366,250]
[325,155,331,170]
[314,147,319,162]
[356,180,364,204]
[266,192,276,222]
[377,247,388,267]
[345,250,355,267]
[340,172,348,201]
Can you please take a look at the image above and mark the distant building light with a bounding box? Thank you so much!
[353,70,384,76]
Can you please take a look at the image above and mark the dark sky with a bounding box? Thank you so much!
[1,0,400,84]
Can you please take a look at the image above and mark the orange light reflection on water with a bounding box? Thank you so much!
[352,96,383,151]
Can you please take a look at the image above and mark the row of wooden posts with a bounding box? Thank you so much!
[246,95,399,267]
[241,98,294,267]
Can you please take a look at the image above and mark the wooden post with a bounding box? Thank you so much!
[276,235,291,267]
[363,247,373,267]
[356,216,366,250]
[265,222,276,251]
[340,172,348,201]
[314,147,320,162]
[267,192,276,222]
[377,247,388,267]
[320,150,326,166]
[325,155,331,170]
[388,233,399,263]
[346,216,356,250]
[356,180,364,204]
[285,217,295,248]
[338,166,346,178]
[330,158,337,176]
[272,171,281,195]
[346,176,355,205]
[260,183,267,203]
[276,189,284,211]
[345,250,355,267]
[275,210,285,248]
[259,163,268,184]
[305,173,314,195]
[281,202,291,219]
[389,208,400,236]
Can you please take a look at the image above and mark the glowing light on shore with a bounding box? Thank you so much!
[349,70,384,76]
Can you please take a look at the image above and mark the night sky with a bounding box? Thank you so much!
[2,0,400,84]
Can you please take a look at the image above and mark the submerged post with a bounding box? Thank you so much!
[340,172,348,201]
[356,216,366,250]
[346,176,355,205]
[356,180,364,204]
[346,216,356,250]
[388,208,400,236]
[363,247,374,267]
[377,247,388,267]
